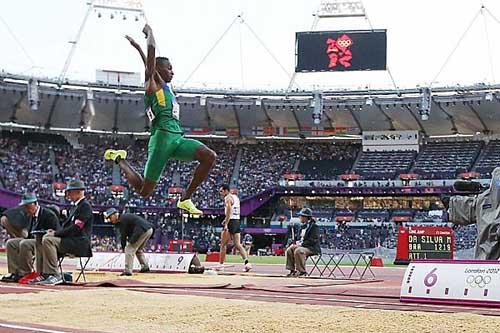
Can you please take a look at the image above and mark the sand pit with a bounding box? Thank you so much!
[0,288,499,333]
[1,259,500,332]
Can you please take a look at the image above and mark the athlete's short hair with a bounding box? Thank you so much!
[221,184,230,191]
[156,57,170,66]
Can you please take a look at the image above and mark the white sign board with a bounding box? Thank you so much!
[400,260,500,307]
[80,252,196,273]
[362,130,419,152]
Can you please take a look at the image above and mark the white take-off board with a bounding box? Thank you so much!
[79,252,196,273]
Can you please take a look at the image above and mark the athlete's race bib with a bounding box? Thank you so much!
[172,101,180,120]
[146,107,155,122]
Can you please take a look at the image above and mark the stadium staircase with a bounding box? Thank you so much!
[349,148,363,174]
[112,164,121,185]
[0,160,5,189]
[49,148,60,180]
[230,148,243,188]
[62,134,83,149]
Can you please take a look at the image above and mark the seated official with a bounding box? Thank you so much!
[35,180,93,286]
[1,194,60,283]
[1,205,30,239]
[285,208,321,277]
[104,208,153,276]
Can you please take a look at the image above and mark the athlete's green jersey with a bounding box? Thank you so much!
[144,83,183,134]
[142,82,203,183]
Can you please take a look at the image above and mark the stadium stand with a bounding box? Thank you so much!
[412,141,483,179]
[352,150,417,180]
[297,143,359,180]
[238,142,297,198]
[474,140,500,177]
[0,130,486,253]
[1,131,495,205]
[320,224,397,250]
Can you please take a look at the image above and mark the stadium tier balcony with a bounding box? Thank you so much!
[474,140,500,177]
[352,150,417,180]
[412,141,483,179]
[297,143,359,180]
[238,142,298,198]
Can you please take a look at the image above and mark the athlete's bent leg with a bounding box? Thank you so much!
[181,145,216,201]
[118,159,156,198]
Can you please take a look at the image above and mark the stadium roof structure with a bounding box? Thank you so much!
[1,73,500,138]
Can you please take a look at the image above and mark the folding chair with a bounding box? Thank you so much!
[58,256,92,283]
[58,246,93,283]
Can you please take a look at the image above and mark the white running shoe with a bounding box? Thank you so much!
[243,263,252,272]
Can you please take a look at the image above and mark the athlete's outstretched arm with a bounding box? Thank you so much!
[126,35,162,83]
[142,24,158,92]
[125,35,146,65]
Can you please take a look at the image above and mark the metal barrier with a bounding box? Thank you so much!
[308,250,376,280]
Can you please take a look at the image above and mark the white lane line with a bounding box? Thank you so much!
[0,322,71,333]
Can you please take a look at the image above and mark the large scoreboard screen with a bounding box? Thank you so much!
[295,30,387,72]
[395,226,454,264]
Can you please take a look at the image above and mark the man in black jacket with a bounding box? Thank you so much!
[1,205,30,238]
[285,208,321,277]
[104,208,153,276]
[37,180,93,285]
[1,194,60,283]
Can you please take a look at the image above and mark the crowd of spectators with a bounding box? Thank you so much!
[319,224,397,250]
[238,142,297,197]
[1,220,477,254]
[3,135,333,207]
[298,143,359,180]
[318,223,477,251]
[0,131,485,255]
[2,132,498,209]
[453,224,478,251]
[0,138,54,200]
[54,143,116,206]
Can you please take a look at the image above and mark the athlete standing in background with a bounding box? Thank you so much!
[219,185,251,272]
